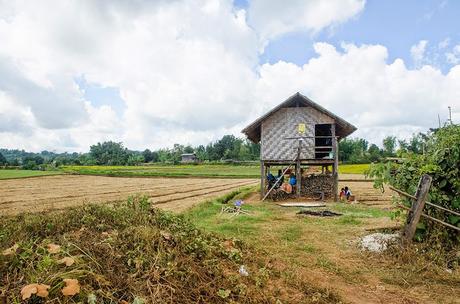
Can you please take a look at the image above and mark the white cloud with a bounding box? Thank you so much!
[438,38,450,49]
[254,43,460,145]
[446,45,460,65]
[0,0,459,153]
[247,0,365,43]
[410,40,428,67]
[0,0,259,151]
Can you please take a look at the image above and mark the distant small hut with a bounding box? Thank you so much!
[242,92,356,201]
[181,153,198,164]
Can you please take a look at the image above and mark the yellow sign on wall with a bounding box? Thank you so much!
[298,123,306,134]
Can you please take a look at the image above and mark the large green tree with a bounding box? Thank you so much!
[382,136,396,156]
[0,152,6,165]
[89,141,130,165]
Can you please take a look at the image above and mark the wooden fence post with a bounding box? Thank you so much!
[402,174,432,243]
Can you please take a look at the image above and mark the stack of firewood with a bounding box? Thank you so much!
[301,174,334,198]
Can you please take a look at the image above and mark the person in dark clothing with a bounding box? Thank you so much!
[267,171,276,188]
[277,169,284,185]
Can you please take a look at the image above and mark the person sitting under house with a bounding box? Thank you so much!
[267,171,276,188]
[288,173,297,192]
[339,188,346,201]
[344,186,352,200]
[276,169,285,184]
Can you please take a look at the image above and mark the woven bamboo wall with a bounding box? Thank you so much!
[261,107,334,161]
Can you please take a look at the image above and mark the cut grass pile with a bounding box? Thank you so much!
[0,194,339,304]
[0,169,62,180]
[61,163,370,178]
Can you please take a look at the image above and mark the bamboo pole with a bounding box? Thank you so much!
[390,186,460,217]
[396,204,460,232]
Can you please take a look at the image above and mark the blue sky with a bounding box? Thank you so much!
[259,0,459,72]
[75,76,125,116]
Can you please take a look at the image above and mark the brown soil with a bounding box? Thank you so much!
[0,175,257,215]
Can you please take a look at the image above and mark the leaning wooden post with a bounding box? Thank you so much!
[260,160,266,199]
[296,139,302,197]
[402,174,432,243]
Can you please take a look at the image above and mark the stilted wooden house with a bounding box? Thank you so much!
[242,92,357,201]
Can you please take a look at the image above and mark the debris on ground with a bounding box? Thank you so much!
[221,200,251,216]
[61,279,81,296]
[21,284,50,299]
[239,265,249,276]
[278,202,326,208]
[360,233,399,253]
[297,210,342,217]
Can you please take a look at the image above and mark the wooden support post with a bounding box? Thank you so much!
[296,139,301,197]
[332,124,338,202]
[296,161,301,197]
[260,161,266,200]
[402,174,432,243]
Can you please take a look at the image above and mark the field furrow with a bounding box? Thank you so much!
[0,175,257,215]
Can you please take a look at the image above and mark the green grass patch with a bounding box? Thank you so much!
[336,215,363,226]
[332,203,391,218]
[338,164,370,174]
[61,164,260,178]
[316,255,338,272]
[186,186,273,239]
[60,163,369,178]
[280,224,303,242]
[0,169,62,179]
[302,244,318,253]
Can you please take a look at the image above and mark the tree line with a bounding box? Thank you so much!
[0,133,428,169]
[337,133,427,163]
[0,135,260,168]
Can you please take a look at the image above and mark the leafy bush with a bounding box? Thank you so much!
[367,125,460,247]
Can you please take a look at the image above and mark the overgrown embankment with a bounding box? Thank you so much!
[368,125,460,248]
[0,195,338,303]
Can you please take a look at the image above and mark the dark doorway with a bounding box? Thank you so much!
[315,124,332,159]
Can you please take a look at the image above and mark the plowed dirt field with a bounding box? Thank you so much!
[0,175,257,215]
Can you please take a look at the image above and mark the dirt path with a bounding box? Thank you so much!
[0,175,257,215]
[233,193,460,304]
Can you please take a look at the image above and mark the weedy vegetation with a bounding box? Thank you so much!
[367,125,460,250]
[0,169,62,180]
[0,194,340,304]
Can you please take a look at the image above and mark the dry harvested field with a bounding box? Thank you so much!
[0,175,257,216]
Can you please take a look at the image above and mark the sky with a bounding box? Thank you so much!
[0,0,459,152]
